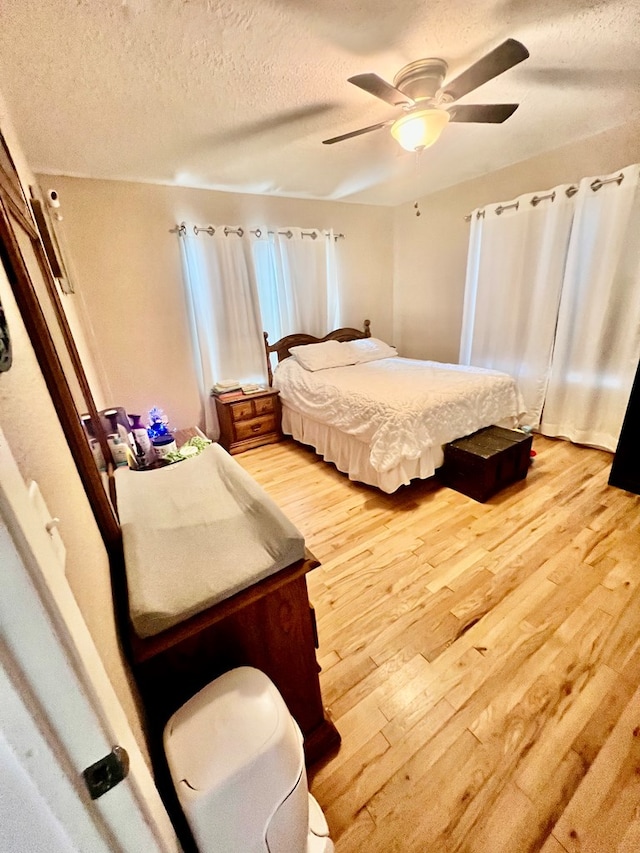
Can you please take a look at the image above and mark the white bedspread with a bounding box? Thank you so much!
[116,443,306,638]
[274,356,523,476]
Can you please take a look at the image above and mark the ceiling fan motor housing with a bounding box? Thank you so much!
[393,59,448,104]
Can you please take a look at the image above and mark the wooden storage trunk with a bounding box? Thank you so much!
[440,425,532,502]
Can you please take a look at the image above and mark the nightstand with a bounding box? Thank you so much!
[214,388,282,454]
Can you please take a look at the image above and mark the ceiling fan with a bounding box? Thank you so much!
[322,39,529,152]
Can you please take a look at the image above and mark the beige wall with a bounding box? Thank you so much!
[44,177,395,432]
[34,120,640,426]
[0,100,149,761]
[393,118,640,363]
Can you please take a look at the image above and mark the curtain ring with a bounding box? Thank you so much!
[591,173,624,192]
[531,191,556,207]
[495,200,519,216]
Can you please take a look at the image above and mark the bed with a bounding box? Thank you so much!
[264,321,524,493]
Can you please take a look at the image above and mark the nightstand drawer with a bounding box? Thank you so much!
[234,414,277,441]
[254,396,275,416]
[229,400,255,422]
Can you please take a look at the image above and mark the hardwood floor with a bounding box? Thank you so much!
[236,435,640,853]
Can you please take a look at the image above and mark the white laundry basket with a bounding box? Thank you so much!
[163,666,334,853]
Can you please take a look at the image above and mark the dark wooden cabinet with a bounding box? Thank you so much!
[609,359,640,495]
[215,389,282,454]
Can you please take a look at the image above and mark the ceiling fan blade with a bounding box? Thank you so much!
[448,103,519,123]
[322,119,394,145]
[348,73,414,107]
[443,39,529,101]
[217,104,337,145]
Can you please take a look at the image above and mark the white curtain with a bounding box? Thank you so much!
[180,227,267,435]
[250,227,340,341]
[541,164,640,449]
[461,163,640,451]
[179,223,342,435]
[460,185,575,426]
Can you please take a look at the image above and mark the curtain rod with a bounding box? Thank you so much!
[169,222,345,240]
[464,171,625,221]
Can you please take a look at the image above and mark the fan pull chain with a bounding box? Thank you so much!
[414,149,422,216]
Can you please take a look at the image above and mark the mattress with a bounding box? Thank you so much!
[116,443,306,638]
[274,356,523,492]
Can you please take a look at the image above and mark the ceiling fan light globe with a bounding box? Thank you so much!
[390,109,450,152]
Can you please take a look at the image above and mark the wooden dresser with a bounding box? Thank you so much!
[130,552,340,767]
[214,388,282,454]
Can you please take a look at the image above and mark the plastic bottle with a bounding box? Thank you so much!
[129,413,155,467]
[107,433,129,467]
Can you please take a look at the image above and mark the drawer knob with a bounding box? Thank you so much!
[251,424,261,432]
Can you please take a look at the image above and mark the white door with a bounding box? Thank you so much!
[0,425,181,853]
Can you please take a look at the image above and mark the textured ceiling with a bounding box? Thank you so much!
[1,0,639,205]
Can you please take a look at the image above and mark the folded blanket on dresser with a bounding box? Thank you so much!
[116,443,305,638]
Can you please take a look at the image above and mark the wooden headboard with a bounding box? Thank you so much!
[263,320,371,386]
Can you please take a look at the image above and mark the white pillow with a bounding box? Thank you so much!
[290,340,358,371]
[343,337,398,364]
